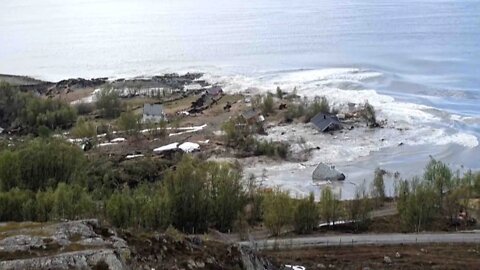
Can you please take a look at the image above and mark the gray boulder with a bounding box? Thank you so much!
[0,249,126,270]
[0,235,45,252]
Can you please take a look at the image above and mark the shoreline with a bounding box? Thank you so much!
[2,71,479,200]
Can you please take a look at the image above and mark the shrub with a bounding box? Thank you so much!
[117,110,141,135]
[164,156,246,233]
[345,181,372,231]
[96,87,122,119]
[0,82,77,134]
[52,183,95,220]
[362,102,377,127]
[319,187,342,226]
[371,168,386,206]
[74,102,96,115]
[71,117,97,138]
[262,189,294,236]
[305,96,330,122]
[0,138,87,191]
[254,140,290,160]
[106,190,135,228]
[396,178,437,232]
[293,193,319,234]
[261,93,275,115]
[222,117,256,151]
[276,87,284,99]
[284,102,306,122]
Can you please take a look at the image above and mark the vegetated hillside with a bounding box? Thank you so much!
[0,219,276,270]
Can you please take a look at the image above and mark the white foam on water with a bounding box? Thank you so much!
[205,67,479,197]
[203,68,476,146]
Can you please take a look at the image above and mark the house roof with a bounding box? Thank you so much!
[312,163,346,181]
[143,104,164,116]
[207,86,223,96]
[153,142,200,153]
[153,142,179,153]
[241,109,258,120]
[310,113,341,132]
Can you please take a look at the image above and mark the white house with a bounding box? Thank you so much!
[142,104,167,123]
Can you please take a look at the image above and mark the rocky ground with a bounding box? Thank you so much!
[264,243,480,270]
[0,220,276,270]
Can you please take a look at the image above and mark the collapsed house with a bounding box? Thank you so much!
[310,113,342,132]
[153,142,200,155]
[189,86,224,113]
[312,163,346,182]
[206,86,223,97]
[240,109,265,125]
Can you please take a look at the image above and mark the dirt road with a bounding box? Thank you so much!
[240,231,480,250]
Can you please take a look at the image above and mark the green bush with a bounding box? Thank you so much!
[106,190,135,228]
[262,189,294,236]
[0,184,95,222]
[164,156,246,233]
[396,178,437,232]
[96,87,122,119]
[319,186,342,226]
[305,96,330,122]
[0,82,77,134]
[71,117,97,138]
[0,138,87,191]
[293,193,319,234]
[261,93,275,115]
[74,102,96,115]
[0,188,35,221]
[284,96,331,123]
[117,110,141,135]
[371,168,386,206]
[254,140,290,160]
[53,183,95,220]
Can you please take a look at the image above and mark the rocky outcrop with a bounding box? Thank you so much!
[0,235,45,252]
[0,249,126,270]
[0,220,277,270]
[0,220,129,270]
[45,78,108,96]
[240,246,277,270]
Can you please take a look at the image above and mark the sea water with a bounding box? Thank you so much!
[1,0,479,197]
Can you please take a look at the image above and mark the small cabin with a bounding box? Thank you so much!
[310,113,342,132]
[143,104,166,123]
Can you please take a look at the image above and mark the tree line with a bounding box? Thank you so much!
[396,158,480,232]
[0,82,77,134]
[0,137,478,235]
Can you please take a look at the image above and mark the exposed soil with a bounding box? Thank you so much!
[264,243,480,270]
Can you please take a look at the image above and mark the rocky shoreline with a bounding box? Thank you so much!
[0,73,207,97]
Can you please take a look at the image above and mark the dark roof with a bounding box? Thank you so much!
[310,113,342,132]
[206,86,223,96]
[241,109,258,120]
[143,104,164,116]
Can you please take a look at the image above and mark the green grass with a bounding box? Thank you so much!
[0,222,48,234]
